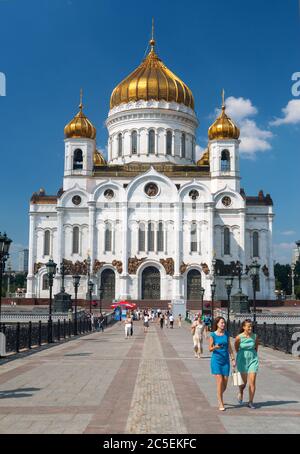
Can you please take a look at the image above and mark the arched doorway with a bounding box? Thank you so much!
[101,269,115,301]
[141,266,160,300]
[187,269,202,300]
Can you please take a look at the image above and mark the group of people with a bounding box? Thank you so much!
[190,313,259,411]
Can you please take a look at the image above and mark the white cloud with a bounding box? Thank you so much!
[225,96,258,121]
[270,99,300,126]
[281,230,296,236]
[224,97,273,158]
[273,242,295,264]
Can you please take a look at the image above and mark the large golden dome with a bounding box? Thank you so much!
[64,92,96,140]
[110,38,194,110]
[208,91,240,141]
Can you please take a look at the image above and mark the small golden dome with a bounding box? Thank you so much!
[208,91,240,141]
[110,37,194,110]
[94,150,107,166]
[64,91,96,140]
[197,147,209,166]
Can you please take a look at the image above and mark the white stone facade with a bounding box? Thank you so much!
[26,100,275,302]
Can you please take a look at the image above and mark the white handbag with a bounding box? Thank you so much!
[232,369,244,386]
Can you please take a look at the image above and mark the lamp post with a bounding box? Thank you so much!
[99,284,104,316]
[200,287,205,317]
[210,282,217,327]
[0,232,12,326]
[6,261,13,297]
[291,263,296,300]
[72,274,81,336]
[225,276,234,329]
[46,259,57,343]
[88,280,94,314]
[249,259,260,328]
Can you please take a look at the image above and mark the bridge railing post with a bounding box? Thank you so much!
[28,321,32,350]
[16,323,20,353]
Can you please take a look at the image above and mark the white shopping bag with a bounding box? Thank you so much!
[232,370,244,386]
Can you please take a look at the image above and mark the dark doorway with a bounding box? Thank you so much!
[101,269,115,301]
[187,269,202,300]
[141,266,160,300]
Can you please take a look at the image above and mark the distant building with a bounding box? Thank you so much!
[19,249,29,273]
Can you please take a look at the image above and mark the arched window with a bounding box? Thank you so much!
[105,224,112,252]
[157,222,164,252]
[148,222,155,251]
[73,149,83,170]
[138,224,145,252]
[166,131,172,155]
[221,149,230,171]
[72,226,79,254]
[253,232,259,257]
[42,274,49,291]
[224,227,231,255]
[148,130,155,154]
[44,230,50,256]
[191,222,197,252]
[118,133,123,157]
[181,133,186,158]
[131,131,137,154]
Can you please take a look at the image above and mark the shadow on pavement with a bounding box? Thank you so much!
[0,387,41,399]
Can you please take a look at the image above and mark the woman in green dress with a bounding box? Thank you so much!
[234,319,259,409]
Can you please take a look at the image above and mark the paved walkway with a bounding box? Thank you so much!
[0,320,299,434]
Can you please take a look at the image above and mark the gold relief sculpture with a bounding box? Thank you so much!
[180,262,189,274]
[34,262,44,274]
[160,258,174,276]
[128,256,147,274]
[262,265,269,277]
[112,260,123,274]
[93,260,106,274]
[201,263,210,275]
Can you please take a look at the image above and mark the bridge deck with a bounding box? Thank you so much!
[0,320,299,434]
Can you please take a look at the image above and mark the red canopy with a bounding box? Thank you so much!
[111,301,137,310]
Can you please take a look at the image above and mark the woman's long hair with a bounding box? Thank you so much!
[212,316,226,332]
[239,319,253,334]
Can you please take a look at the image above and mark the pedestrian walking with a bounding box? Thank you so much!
[235,319,259,409]
[209,316,236,411]
[164,313,169,328]
[177,314,182,328]
[169,313,174,329]
[204,314,211,337]
[143,312,150,333]
[191,316,205,358]
[124,314,132,339]
[130,312,134,336]
[159,312,164,329]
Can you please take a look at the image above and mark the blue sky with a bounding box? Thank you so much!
[0,0,299,267]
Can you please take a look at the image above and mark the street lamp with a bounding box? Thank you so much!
[291,263,296,300]
[0,232,12,325]
[46,258,57,342]
[249,259,260,328]
[99,284,104,316]
[72,274,81,335]
[200,287,205,317]
[225,276,234,329]
[88,280,94,314]
[210,282,217,327]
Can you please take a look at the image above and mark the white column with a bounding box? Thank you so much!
[207,203,214,300]
[173,201,182,299]
[54,208,64,293]
[239,209,246,266]
[164,224,168,255]
[137,132,141,157]
[154,224,158,254]
[172,131,175,157]
[119,202,130,299]
[112,224,115,255]
[197,223,201,254]
[155,131,159,156]
[145,223,149,254]
[88,203,96,267]
[26,210,37,298]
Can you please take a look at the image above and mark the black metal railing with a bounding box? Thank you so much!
[0,312,116,356]
[228,320,300,355]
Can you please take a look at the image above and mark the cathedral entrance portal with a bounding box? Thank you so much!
[141,266,160,300]
[187,269,202,300]
[101,269,115,301]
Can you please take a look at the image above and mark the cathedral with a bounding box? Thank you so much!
[26,33,275,303]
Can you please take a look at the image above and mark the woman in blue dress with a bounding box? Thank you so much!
[209,316,236,411]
